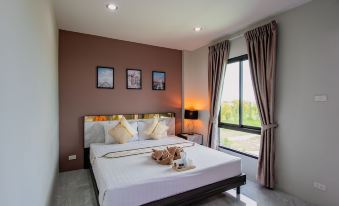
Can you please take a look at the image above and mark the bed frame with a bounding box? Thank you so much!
[83,112,246,206]
[85,150,245,206]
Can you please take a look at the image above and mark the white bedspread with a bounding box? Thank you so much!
[90,136,241,206]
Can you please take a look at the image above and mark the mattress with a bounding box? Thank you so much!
[90,136,241,206]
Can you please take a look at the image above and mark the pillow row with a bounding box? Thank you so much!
[104,117,169,144]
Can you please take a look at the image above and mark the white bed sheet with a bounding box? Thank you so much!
[90,136,241,206]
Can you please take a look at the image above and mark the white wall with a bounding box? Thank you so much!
[183,0,339,205]
[0,0,59,206]
[274,1,339,205]
[183,47,209,142]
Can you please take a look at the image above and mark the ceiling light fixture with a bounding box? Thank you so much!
[194,27,202,32]
[106,3,118,11]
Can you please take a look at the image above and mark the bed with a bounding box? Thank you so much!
[84,113,246,206]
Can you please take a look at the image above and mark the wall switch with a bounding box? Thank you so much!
[313,182,327,191]
[68,154,77,160]
[314,95,328,102]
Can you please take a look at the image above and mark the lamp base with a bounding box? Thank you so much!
[186,120,195,136]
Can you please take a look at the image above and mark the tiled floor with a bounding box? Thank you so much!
[52,169,311,206]
[53,169,97,206]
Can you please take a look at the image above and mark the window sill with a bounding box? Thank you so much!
[218,123,261,134]
[219,145,259,159]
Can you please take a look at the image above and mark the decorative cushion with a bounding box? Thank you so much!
[108,124,133,144]
[150,121,169,139]
[104,121,120,144]
[138,118,175,137]
[104,119,138,144]
[120,116,138,136]
[138,119,159,140]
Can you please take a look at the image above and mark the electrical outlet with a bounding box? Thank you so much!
[313,182,326,191]
[68,154,77,160]
[314,95,328,102]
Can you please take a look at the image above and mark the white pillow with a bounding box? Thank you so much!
[84,121,107,147]
[162,118,175,136]
[104,120,138,144]
[138,119,155,140]
[149,121,169,139]
[137,119,158,140]
[138,118,169,140]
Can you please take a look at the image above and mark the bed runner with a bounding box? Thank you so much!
[101,142,195,159]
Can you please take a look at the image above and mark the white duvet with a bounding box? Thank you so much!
[90,136,241,206]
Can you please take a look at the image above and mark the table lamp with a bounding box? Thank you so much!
[184,110,198,135]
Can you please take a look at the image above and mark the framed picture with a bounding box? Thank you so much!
[126,69,142,89]
[97,66,114,89]
[152,71,166,90]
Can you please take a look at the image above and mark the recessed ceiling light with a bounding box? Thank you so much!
[194,27,202,32]
[106,3,118,11]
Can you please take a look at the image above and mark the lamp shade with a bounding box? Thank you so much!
[184,110,198,120]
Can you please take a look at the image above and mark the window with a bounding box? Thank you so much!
[219,55,261,158]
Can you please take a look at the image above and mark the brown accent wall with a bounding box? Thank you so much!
[59,30,182,171]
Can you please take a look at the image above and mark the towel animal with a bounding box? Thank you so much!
[151,149,174,165]
[167,146,183,160]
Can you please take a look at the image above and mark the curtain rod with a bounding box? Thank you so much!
[229,33,244,41]
[228,19,276,41]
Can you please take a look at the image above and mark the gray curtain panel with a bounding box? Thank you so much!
[245,20,278,189]
[207,40,230,149]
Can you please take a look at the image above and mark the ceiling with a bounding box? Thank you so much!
[54,0,310,51]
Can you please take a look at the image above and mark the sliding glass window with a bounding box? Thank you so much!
[219,55,261,158]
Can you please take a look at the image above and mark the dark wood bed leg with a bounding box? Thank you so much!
[236,186,241,195]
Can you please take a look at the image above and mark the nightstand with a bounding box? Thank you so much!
[177,133,203,145]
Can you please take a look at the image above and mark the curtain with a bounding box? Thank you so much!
[207,40,230,149]
[245,20,278,189]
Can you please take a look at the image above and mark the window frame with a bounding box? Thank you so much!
[218,54,261,159]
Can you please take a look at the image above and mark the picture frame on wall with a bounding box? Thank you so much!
[152,71,166,90]
[97,66,114,89]
[126,69,142,89]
